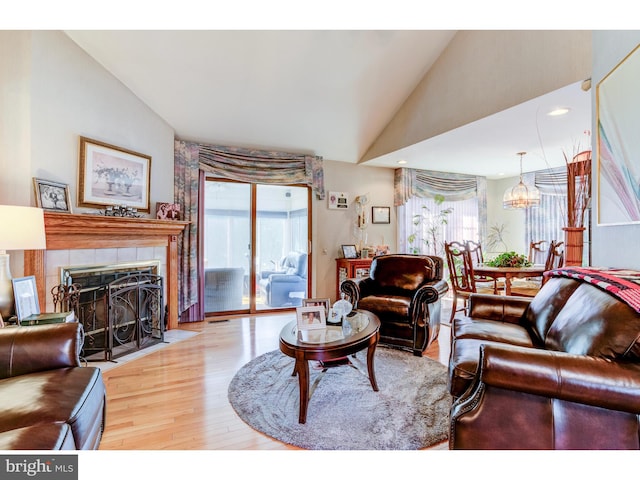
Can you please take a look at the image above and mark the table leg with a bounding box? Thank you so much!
[366,340,379,392]
[295,358,309,423]
[505,274,512,296]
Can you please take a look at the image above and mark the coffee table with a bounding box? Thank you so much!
[279,309,380,423]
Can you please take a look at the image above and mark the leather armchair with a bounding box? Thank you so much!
[259,252,308,307]
[340,254,449,356]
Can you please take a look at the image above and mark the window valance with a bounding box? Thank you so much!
[198,144,325,199]
[394,168,486,205]
[532,167,567,196]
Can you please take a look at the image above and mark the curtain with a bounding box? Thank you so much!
[394,168,488,251]
[174,140,200,318]
[174,139,325,320]
[199,144,324,200]
[524,167,567,251]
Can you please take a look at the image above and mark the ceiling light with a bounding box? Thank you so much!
[397,160,407,165]
[503,152,541,209]
[548,107,570,116]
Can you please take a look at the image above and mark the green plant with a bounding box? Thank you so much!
[486,251,532,268]
[407,195,453,256]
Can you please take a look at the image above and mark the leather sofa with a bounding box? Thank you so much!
[448,268,640,449]
[259,252,308,307]
[0,323,106,450]
[340,254,449,356]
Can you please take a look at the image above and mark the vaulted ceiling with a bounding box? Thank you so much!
[64,30,592,179]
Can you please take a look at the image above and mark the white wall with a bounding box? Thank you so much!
[591,32,640,268]
[0,31,176,278]
[312,160,396,302]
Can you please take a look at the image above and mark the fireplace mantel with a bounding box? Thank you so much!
[24,212,189,330]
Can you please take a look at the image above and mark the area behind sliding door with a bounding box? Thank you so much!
[203,179,310,315]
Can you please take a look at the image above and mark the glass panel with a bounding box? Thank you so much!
[203,181,250,313]
[256,185,309,310]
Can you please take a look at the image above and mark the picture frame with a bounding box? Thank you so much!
[156,202,181,220]
[328,191,349,210]
[296,305,326,331]
[341,244,358,259]
[302,298,330,317]
[372,206,390,224]
[12,276,40,321]
[33,178,72,213]
[596,44,640,225]
[78,136,152,213]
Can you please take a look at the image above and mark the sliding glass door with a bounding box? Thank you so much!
[202,179,310,315]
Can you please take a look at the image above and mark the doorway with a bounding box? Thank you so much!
[202,179,310,315]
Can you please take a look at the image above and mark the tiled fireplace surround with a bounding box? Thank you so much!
[24,212,188,330]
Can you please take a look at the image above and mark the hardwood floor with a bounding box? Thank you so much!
[99,302,453,451]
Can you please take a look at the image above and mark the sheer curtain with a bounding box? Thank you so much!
[524,167,567,250]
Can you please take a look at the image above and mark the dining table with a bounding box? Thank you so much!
[473,264,546,296]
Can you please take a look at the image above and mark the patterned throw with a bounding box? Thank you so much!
[545,267,640,313]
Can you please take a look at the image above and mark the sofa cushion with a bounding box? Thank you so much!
[370,255,435,293]
[525,277,581,345]
[544,283,640,360]
[358,295,411,322]
[0,367,105,450]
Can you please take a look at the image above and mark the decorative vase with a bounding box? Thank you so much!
[562,227,586,267]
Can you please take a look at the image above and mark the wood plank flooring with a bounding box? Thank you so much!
[99,304,452,451]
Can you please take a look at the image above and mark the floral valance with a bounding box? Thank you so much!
[394,168,486,206]
[198,144,325,199]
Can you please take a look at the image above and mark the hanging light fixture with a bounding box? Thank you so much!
[503,152,541,209]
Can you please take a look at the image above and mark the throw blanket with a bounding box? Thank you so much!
[545,267,640,313]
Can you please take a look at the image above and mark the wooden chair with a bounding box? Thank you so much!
[445,241,495,324]
[528,240,548,265]
[465,240,498,294]
[511,240,565,296]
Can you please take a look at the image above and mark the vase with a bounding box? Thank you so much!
[562,227,586,267]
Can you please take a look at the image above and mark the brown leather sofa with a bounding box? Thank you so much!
[448,270,640,449]
[0,323,106,450]
[340,254,449,356]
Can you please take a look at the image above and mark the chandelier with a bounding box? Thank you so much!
[503,152,540,209]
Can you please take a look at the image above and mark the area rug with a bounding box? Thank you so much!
[228,347,452,450]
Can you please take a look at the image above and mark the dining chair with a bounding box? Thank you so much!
[528,240,548,265]
[445,241,495,325]
[511,239,565,296]
[465,240,498,294]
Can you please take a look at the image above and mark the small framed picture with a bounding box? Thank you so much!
[372,206,391,224]
[12,276,40,321]
[341,244,358,259]
[296,305,326,331]
[156,202,181,220]
[302,298,330,317]
[33,178,72,213]
[328,191,349,210]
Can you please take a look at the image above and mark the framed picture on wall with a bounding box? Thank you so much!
[78,136,152,213]
[372,206,390,224]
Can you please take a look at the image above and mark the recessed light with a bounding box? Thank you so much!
[397,160,407,165]
[548,107,570,116]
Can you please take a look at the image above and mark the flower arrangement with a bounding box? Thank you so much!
[486,251,532,268]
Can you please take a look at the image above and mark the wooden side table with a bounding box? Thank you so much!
[335,258,372,299]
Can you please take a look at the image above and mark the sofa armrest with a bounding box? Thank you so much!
[467,293,531,324]
[0,323,83,379]
[477,343,640,413]
[339,277,373,306]
[268,274,304,284]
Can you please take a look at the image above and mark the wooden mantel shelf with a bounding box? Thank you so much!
[24,212,189,330]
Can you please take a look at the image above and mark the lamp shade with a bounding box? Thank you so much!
[0,205,47,251]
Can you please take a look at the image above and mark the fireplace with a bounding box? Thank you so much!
[24,212,188,330]
[61,261,163,361]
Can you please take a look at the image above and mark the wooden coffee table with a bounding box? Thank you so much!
[279,310,380,423]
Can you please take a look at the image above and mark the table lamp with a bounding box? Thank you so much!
[0,205,47,319]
